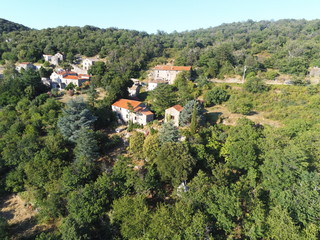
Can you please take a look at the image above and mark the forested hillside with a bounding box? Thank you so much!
[2,19,320,80]
[0,19,320,239]
[0,18,30,34]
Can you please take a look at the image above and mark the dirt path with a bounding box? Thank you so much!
[209,78,291,85]
[206,105,282,127]
[0,194,54,239]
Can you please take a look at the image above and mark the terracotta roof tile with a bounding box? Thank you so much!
[112,99,142,110]
[78,74,90,78]
[57,70,77,76]
[112,99,154,115]
[172,104,184,112]
[152,65,192,71]
[63,75,79,80]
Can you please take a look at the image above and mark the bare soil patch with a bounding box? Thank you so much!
[206,105,282,127]
[57,87,106,103]
[0,194,55,239]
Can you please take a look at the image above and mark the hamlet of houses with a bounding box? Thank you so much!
[15,52,191,126]
[112,65,191,126]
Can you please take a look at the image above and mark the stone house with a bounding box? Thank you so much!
[62,74,89,88]
[43,54,52,62]
[152,65,192,84]
[164,104,184,127]
[112,99,154,125]
[49,70,90,89]
[82,58,99,70]
[43,53,64,65]
[147,79,167,91]
[16,62,35,72]
[128,83,141,97]
[41,77,51,87]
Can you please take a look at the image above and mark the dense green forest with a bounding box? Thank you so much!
[0,18,320,239]
[2,18,320,80]
[0,18,29,34]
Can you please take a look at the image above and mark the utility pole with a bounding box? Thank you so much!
[242,65,247,83]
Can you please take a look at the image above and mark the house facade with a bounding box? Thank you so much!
[128,83,141,97]
[148,79,167,91]
[16,62,35,72]
[82,58,98,70]
[49,70,90,89]
[43,53,64,65]
[112,99,154,125]
[164,104,184,127]
[152,65,192,84]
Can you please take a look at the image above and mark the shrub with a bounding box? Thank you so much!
[265,70,279,80]
[204,87,229,106]
[244,77,269,93]
[127,120,143,132]
[228,95,253,115]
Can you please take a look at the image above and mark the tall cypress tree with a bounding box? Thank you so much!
[190,103,197,134]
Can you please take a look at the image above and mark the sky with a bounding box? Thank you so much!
[1,0,320,33]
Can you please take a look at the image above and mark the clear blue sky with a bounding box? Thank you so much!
[1,0,320,33]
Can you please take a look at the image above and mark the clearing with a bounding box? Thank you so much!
[56,87,107,103]
[206,105,282,127]
[0,194,55,239]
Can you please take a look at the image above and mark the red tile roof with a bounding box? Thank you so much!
[153,65,192,71]
[112,99,142,109]
[63,75,79,80]
[172,104,184,112]
[112,99,153,116]
[57,70,77,75]
[78,74,90,78]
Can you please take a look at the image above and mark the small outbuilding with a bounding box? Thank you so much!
[164,104,184,127]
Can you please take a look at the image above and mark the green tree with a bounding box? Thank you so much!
[244,77,269,93]
[0,217,8,240]
[148,84,177,116]
[190,102,198,134]
[156,142,195,185]
[111,195,150,239]
[129,131,145,159]
[86,84,98,107]
[88,61,106,77]
[266,206,300,240]
[204,86,229,106]
[174,71,195,105]
[221,118,262,171]
[74,127,99,162]
[143,133,160,162]
[179,100,204,127]
[158,121,179,144]
[57,98,97,142]
[147,202,193,239]
[227,95,253,115]
[65,82,76,91]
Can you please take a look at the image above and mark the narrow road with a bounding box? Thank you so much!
[209,78,291,85]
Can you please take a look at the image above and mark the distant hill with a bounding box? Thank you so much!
[2,18,320,81]
[0,18,30,34]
